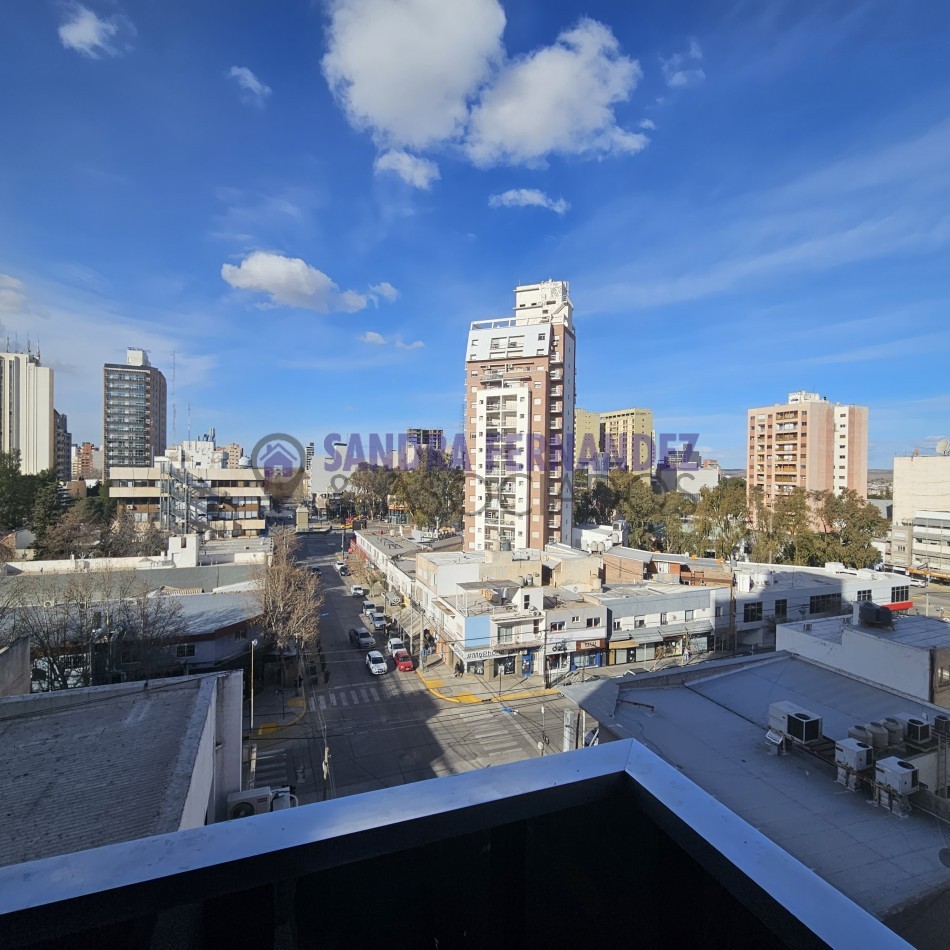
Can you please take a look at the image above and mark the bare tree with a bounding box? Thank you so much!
[110,578,185,677]
[252,527,322,651]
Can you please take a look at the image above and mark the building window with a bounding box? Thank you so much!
[613,619,621,631]
[856,589,872,602]
[176,644,196,658]
[743,603,763,623]
[685,609,694,621]
[891,586,909,603]
[635,617,645,628]
[809,593,842,615]
[571,616,580,623]
[774,599,787,621]
[660,613,668,625]
[938,666,950,687]
[715,606,724,618]
[586,617,599,628]
[498,628,513,644]
[550,621,565,632]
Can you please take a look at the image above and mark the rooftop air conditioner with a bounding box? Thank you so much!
[768,701,823,744]
[875,757,919,796]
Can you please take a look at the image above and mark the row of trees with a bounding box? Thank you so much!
[572,473,888,568]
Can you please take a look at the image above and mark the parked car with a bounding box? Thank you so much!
[387,637,406,657]
[339,565,349,576]
[335,560,345,571]
[350,585,366,597]
[365,650,387,675]
[362,601,377,616]
[392,649,413,672]
[349,627,374,649]
[310,566,322,576]
[370,613,387,631]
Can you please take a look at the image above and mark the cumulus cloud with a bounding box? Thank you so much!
[639,118,656,130]
[465,18,646,166]
[369,281,399,303]
[227,66,272,107]
[322,0,505,150]
[221,251,371,312]
[58,4,135,58]
[359,330,423,350]
[661,40,705,88]
[489,189,569,214]
[374,150,441,189]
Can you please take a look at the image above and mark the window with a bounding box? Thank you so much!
[715,605,724,618]
[613,619,621,631]
[891,586,909,603]
[571,616,580,623]
[774,599,787,621]
[550,621,565,632]
[743,602,763,623]
[586,617,599,628]
[938,666,950,687]
[809,593,842,615]
[176,644,196,658]
[660,613,668,625]
[498,628,513,644]
[685,609,694,621]
[635,617,645,628]
[234,630,247,641]
[856,589,872,602]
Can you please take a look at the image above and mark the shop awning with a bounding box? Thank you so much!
[884,601,914,612]
[627,631,664,646]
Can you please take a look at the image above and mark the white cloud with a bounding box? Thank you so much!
[373,151,441,189]
[396,339,425,350]
[359,330,423,350]
[489,188,569,214]
[227,66,272,107]
[322,0,505,150]
[58,4,135,59]
[360,331,386,344]
[0,274,26,312]
[221,251,369,312]
[661,40,706,88]
[639,118,656,130]
[369,281,399,303]
[465,19,645,167]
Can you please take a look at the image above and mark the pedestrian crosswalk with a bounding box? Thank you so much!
[253,748,291,790]
[315,684,383,710]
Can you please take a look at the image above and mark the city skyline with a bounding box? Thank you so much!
[1,2,948,467]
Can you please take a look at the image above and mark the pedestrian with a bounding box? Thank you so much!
[454,660,463,678]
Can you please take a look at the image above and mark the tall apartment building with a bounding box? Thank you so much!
[0,349,54,474]
[72,441,102,480]
[463,280,575,551]
[406,428,445,453]
[599,407,654,475]
[102,348,167,478]
[573,408,600,469]
[223,442,245,469]
[747,391,868,512]
[53,410,71,482]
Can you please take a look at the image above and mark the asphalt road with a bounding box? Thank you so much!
[256,527,570,804]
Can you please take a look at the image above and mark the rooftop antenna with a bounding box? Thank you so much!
[187,402,192,442]
[171,350,177,444]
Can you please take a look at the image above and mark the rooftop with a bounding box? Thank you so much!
[0,674,236,869]
[563,653,950,942]
[784,612,950,652]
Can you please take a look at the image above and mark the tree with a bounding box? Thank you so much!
[0,452,57,530]
[33,506,102,560]
[348,463,397,519]
[391,450,464,530]
[611,471,657,549]
[110,578,185,677]
[810,489,888,568]
[656,492,697,554]
[253,527,323,651]
[693,478,749,559]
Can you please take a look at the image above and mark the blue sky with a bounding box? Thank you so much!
[1,0,948,469]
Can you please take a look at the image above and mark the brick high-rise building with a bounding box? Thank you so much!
[463,280,575,551]
[746,391,868,513]
[102,348,167,478]
[599,408,654,476]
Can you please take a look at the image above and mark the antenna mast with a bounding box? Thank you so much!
[171,350,178,444]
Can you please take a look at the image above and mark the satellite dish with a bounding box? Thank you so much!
[935,438,950,456]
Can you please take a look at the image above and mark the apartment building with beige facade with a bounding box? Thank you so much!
[463,280,575,551]
[747,391,868,512]
[0,349,54,474]
[599,407,654,475]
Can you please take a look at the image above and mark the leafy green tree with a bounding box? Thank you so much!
[348,463,397,519]
[392,449,463,530]
[693,478,749,559]
[0,452,58,530]
[611,471,657,548]
[656,491,697,554]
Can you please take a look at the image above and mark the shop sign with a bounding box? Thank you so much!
[465,648,501,661]
[578,639,605,650]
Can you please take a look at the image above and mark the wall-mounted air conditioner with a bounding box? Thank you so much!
[227,786,298,820]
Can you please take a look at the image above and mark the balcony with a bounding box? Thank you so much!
[0,741,894,950]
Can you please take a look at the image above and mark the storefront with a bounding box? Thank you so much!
[545,638,606,676]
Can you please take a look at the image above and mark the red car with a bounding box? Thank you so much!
[393,649,414,672]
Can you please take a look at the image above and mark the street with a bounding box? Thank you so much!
[249,527,571,804]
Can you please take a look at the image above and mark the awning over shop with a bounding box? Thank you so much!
[626,631,664,646]
[884,601,914,612]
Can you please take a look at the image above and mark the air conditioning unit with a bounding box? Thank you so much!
[894,714,932,746]
[768,701,823,743]
[227,786,298,820]
[875,757,919,795]
[835,737,873,771]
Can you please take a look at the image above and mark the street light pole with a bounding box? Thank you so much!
[249,638,259,734]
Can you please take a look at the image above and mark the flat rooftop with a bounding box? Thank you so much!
[0,675,228,869]
[784,613,950,651]
[563,653,950,926]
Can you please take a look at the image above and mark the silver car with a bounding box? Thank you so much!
[365,650,387,675]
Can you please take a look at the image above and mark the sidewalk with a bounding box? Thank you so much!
[415,656,557,705]
[246,679,307,737]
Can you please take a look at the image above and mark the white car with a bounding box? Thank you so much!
[387,637,406,657]
[350,585,366,597]
[335,560,345,571]
[365,650,387,675]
